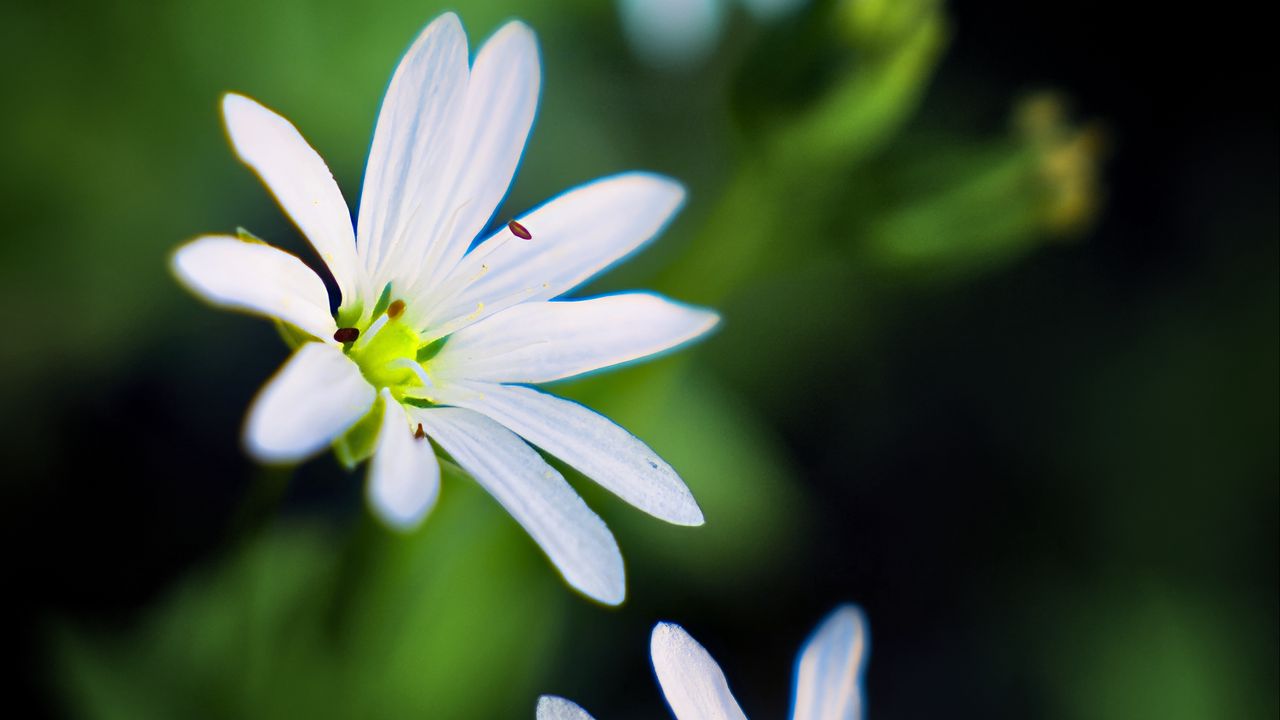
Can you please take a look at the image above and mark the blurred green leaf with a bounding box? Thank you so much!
[53,466,567,720]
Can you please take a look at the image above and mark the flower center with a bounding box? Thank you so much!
[340,297,440,403]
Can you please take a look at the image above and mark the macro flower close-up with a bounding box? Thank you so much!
[170,13,717,605]
[1,1,1273,718]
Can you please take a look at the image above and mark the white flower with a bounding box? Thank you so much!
[170,13,718,606]
[538,604,870,719]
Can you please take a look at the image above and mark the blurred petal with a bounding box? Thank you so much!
[244,343,375,463]
[357,12,469,298]
[436,382,703,526]
[617,0,723,69]
[367,390,440,531]
[431,293,719,384]
[171,235,336,340]
[650,622,748,720]
[411,21,541,293]
[221,93,361,306]
[791,604,870,720]
[536,696,596,720]
[414,407,625,605]
[419,172,686,339]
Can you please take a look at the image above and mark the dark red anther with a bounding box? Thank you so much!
[333,327,359,343]
[508,219,532,239]
[387,299,406,319]
[414,423,426,440]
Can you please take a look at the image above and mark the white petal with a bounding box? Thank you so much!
[436,382,703,526]
[367,389,440,531]
[418,172,686,340]
[414,407,625,605]
[790,605,870,720]
[171,235,336,340]
[431,293,718,384]
[536,696,596,720]
[650,623,748,720]
[244,343,376,463]
[221,93,361,307]
[409,21,541,295]
[356,12,469,299]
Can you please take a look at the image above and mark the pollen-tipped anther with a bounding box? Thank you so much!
[334,327,359,343]
[508,219,532,239]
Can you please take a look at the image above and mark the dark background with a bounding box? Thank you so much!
[1,1,1274,717]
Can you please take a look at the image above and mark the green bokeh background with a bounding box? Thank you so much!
[0,0,1274,718]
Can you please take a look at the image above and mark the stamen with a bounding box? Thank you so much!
[389,358,434,388]
[333,327,359,343]
[508,219,532,239]
[414,423,426,440]
[387,299,406,319]
[350,314,389,352]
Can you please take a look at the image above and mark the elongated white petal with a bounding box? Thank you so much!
[367,390,440,531]
[356,12,469,298]
[650,623,748,720]
[409,21,540,294]
[791,605,870,720]
[244,343,376,463]
[436,382,702,526]
[536,696,596,720]
[222,93,361,306]
[414,407,624,605]
[171,235,336,340]
[431,294,718,384]
[418,173,686,340]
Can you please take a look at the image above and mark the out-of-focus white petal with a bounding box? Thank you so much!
[367,389,440,531]
[410,21,540,295]
[356,12,469,301]
[536,695,596,720]
[417,172,686,340]
[171,235,336,340]
[221,93,361,307]
[244,343,375,463]
[790,604,870,720]
[430,294,718,384]
[414,407,625,605]
[435,382,703,526]
[618,0,723,69]
[650,622,748,720]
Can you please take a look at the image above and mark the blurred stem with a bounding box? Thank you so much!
[769,5,948,169]
[661,2,949,305]
[860,148,1045,271]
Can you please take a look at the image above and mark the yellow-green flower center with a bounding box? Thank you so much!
[341,300,443,404]
[329,292,446,468]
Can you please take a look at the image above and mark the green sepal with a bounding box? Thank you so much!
[273,319,315,349]
[416,337,448,363]
[370,282,393,319]
[333,394,385,470]
[236,226,266,244]
[402,397,436,409]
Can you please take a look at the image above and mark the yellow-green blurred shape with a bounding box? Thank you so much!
[865,92,1106,274]
[1015,92,1108,237]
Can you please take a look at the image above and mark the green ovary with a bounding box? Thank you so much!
[346,314,436,403]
